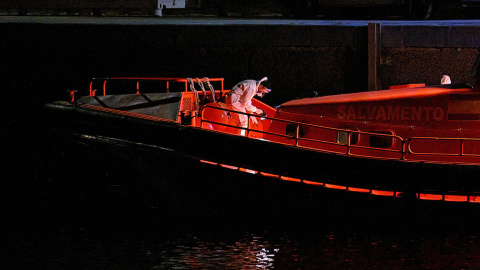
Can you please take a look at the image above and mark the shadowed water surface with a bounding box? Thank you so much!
[5,207,480,270]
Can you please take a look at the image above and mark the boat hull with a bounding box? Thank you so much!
[41,101,480,202]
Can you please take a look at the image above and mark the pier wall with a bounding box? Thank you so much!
[1,18,480,106]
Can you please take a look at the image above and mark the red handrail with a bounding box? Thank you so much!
[408,137,480,157]
[200,104,480,162]
[89,77,224,96]
[200,104,405,158]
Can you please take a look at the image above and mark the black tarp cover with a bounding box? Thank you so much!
[77,93,182,121]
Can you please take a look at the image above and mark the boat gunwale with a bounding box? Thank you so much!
[61,100,480,168]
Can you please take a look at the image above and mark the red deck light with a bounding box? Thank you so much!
[348,187,371,193]
[469,196,480,203]
[239,168,257,174]
[324,184,348,190]
[280,176,302,182]
[419,193,443,201]
[303,180,324,186]
[444,195,468,202]
[220,164,238,170]
[371,190,396,196]
[259,172,280,178]
[200,160,218,165]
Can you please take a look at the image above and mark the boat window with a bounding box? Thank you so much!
[370,131,394,148]
[286,124,306,138]
[337,130,359,145]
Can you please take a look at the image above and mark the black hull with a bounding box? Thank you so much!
[33,118,480,233]
[41,102,480,201]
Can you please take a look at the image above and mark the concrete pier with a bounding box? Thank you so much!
[1,17,480,105]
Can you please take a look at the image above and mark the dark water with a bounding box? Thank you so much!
[3,147,480,269]
[7,228,480,270]
[4,195,480,270]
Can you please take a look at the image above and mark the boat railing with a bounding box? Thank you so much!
[407,136,480,158]
[88,77,224,96]
[201,104,480,162]
[340,129,405,156]
[275,122,406,157]
[200,104,406,158]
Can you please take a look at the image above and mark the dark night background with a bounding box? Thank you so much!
[3,1,480,269]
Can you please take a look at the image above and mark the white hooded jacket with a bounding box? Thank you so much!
[227,77,267,113]
[228,80,260,113]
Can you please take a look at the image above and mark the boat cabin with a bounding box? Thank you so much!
[269,83,480,164]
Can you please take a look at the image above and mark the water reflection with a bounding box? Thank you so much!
[9,226,480,270]
[6,184,480,269]
[152,234,277,269]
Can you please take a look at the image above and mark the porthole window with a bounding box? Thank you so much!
[370,131,394,148]
[286,124,306,138]
[337,130,359,145]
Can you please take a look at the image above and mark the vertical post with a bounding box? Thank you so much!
[460,139,464,156]
[347,132,351,155]
[295,124,300,147]
[68,90,77,103]
[89,81,94,96]
[103,80,107,96]
[246,113,250,137]
[368,23,381,91]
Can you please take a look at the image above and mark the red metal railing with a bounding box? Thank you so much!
[200,104,480,163]
[407,137,480,157]
[200,104,405,158]
[89,77,224,96]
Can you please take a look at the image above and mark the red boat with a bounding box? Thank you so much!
[42,68,480,204]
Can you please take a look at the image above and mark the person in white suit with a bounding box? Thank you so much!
[226,77,271,135]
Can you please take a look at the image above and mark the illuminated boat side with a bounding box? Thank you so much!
[41,63,480,204]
